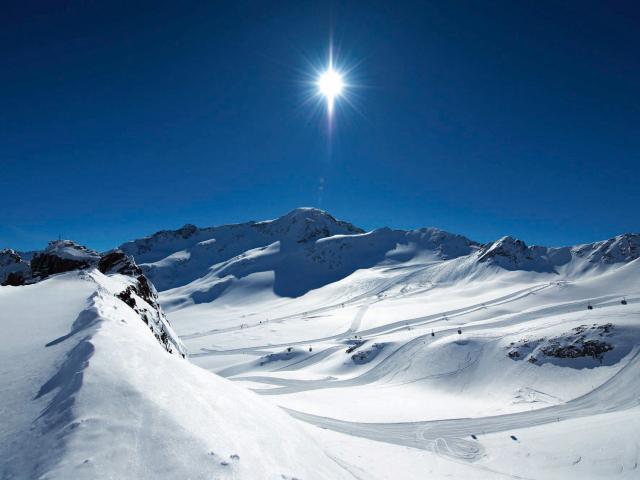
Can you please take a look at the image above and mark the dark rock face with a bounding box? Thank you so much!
[116,286,138,309]
[0,248,30,286]
[176,224,198,238]
[31,255,91,278]
[3,271,26,286]
[98,250,143,276]
[134,275,157,307]
[106,255,179,355]
[115,277,178,354]
[507,323,616,366]
[541,340,613,360]
[30,240,100,279]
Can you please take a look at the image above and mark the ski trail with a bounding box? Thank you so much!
[283,347,640,461]
[191,282,552,356]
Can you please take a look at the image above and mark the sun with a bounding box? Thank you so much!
[303,42,357,123]
[317,67,345,114]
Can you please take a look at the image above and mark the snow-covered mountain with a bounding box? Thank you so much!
[2,209,639,479]
[477,233,640,273]
[119,208,364,291]
[118,208,638,309]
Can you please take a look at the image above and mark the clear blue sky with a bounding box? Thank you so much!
[2,1,638,251]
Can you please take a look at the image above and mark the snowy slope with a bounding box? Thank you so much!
[0,254,351,479]
[3,210,639,480]
[123,210,640,479]
[168,254,640,478]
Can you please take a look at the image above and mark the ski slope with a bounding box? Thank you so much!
[148,209,640,479]
[2,209,639,479]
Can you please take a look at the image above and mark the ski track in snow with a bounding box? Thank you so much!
[190,282,554,357]
[284,346,640,461]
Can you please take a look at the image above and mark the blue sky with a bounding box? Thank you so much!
[2,1,638,251]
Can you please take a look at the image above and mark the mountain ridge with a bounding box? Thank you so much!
[3,208,638,301]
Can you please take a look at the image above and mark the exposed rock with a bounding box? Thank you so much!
[0,249,31,286]
[116,286,137,309]
[1,239,185,357]
[98,250,143,276]
[176,224,198,238]
[351,343,385,364]
[31,240,100,279]
[114,270,182,355]
[541,340,613,361]
[345,340,365,354]
[507,324,616,366]
[3,271,26,286]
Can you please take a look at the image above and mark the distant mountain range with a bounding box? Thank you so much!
[3,207,638,301]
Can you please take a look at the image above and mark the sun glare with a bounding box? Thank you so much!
[317,68,344,114]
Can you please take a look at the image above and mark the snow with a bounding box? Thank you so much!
[139,212,639,479]
[40,240,101,262]
[3,210,639,479]
[0,270,351,479]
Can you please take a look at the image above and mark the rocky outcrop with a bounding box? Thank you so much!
[31,240,100,279]
[97,250,183,355]
[0,249,30,286]
[1,240,184,356]
[114,272,184,356]
[507,323,616,366]
[98,249,143,276]
[97,249,184,355]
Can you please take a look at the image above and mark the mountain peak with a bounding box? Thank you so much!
[269,207,362,229]
[573,232,640,264]
[254,207,364,243]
